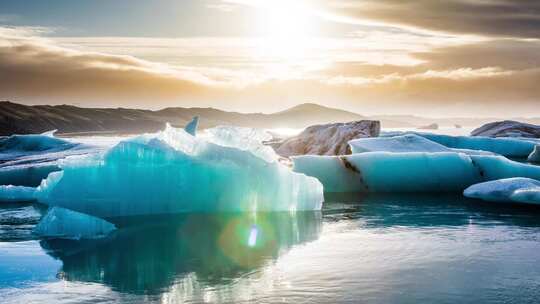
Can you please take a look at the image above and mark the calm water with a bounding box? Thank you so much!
[1,194,540,303]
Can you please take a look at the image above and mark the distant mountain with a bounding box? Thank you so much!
[0,101,403,135]
[1,101,538,136]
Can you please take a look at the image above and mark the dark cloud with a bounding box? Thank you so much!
[321,0,540,38]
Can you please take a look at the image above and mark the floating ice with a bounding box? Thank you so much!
[471,120,540,138]
[469,155,540,181]
[381,132,536,157]
[464,178,540,205]
[28,124,322,220]
[349,134,493,155]
[0,163,61,187]
[0,131,76,154]
[184,116,199,136]
[293,152,481,193]
[415,133,536,157]
[0,131,100,187]
[0,185,36,202]
[33,207,116,239]
[292,152,540,193]
[528,145,540,163]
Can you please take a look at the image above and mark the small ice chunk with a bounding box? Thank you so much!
[464,178,540,205]
[33,207,116,239]
[184,116,199,136]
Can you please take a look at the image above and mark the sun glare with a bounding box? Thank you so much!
[253,1,317,61]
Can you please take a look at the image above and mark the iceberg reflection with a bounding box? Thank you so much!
[39,211,322,295]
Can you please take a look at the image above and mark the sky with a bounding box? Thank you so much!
[0,0,539,117]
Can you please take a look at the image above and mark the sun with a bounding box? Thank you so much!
[253,1,318,61]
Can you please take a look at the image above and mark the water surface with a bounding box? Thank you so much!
[1,194,540,303]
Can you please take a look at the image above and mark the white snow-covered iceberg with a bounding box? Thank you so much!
[292,153,540,193]
[349,134,493,155]
[381,132,536,158]
[33,207,116,239]
[19,124,323,219]
[464,178,540,205]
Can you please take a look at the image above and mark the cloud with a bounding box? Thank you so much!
[0,26,539,116]
[314,0,540,39]
[0,30,239,108]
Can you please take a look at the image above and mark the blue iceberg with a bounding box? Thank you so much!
[0,130,76,154]
[0,185,36,202]
[33,207,116,239]
[293,152,482,193]
[0,130,100,187]
[292,153,540,193]
[184,116,199,136]
[0,163,61,187]
[464,178,540,205]
[27,124,323,220]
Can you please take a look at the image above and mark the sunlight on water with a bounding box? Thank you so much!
[248,225,258,247]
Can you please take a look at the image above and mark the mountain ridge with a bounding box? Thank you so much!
[1,101,539,136]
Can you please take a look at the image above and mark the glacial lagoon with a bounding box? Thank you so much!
[2,195,540,303]
[2,128,540,303]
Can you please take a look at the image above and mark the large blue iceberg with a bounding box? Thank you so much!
[292,153,540,193]
[464,178,540,205]
[19,124,323,220]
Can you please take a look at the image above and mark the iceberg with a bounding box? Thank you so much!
[0,131,100,187]
[418,133,536,157]
[293,152,482,193]
[0,163,61,187]
[0,131,76,154]
[0,185,36,202]
[292,152,540,193]
[27,124,322,220]
[381,132,536,157]
[464,178,540,205]
[471,120,540,138]
[184,116,199,136]
[349,134,493,155]
[273,120,380,157]
[33,207,116,239]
